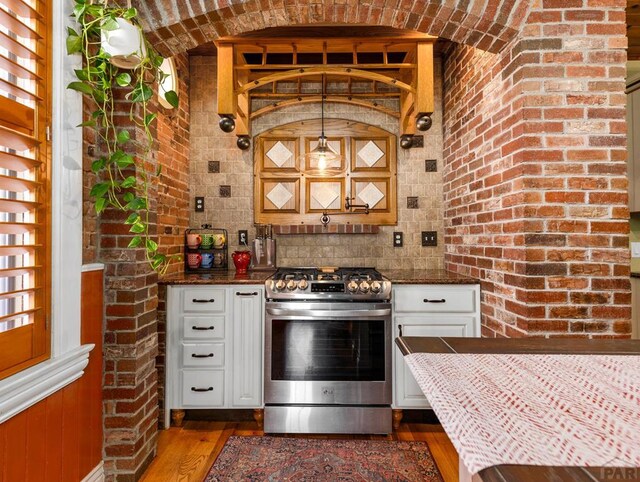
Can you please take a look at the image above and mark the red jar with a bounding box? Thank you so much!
[232,250,251,274]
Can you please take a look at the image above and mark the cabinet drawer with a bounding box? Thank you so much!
[182,287,226,313]
[181,370,224,407]
[182,316,225,340]
[182,343,225,368]
[394,286,476,313]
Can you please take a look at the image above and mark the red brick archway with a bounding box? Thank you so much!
[136,0,530,55]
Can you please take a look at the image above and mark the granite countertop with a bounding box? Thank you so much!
[159,270,275,285]
[381,269,480,284]
[160,268,479,285]
[632,272,640,278]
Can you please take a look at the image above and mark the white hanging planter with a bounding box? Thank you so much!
[158,57,177,109]
[100,17,147,69]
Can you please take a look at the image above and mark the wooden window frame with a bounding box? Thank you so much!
[0,0,53,380]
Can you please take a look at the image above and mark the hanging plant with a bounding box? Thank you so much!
[66,0,179,273]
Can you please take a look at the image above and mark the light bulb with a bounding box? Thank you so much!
[318,154,327,170]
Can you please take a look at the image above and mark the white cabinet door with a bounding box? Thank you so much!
[394,315,476,409]
[231,287,264,407]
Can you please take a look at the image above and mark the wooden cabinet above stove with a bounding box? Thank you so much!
[254,118,397,226]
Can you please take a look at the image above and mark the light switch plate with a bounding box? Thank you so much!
[632,242,640,258]
[421,231,437,247]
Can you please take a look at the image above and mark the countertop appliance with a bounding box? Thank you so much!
[264,267,392,434]
[250,224,276,271]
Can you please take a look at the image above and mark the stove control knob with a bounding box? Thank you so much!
[347,281,359,293]
[298,279,308,290]
[287,280,298,291]
[275,280,286,291]
[370,281,382,293]
[359,281,370,293]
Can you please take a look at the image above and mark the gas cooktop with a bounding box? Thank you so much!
[266,267,391,301]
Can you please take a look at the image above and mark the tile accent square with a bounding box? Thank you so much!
[266,141,293,167]
[219,185,231,198]
[266,183,293,209]
[407,197,419,209]
[358,182,385,209]
[357,141,384,167]
[208,161,220,173]
[425,159,437,172]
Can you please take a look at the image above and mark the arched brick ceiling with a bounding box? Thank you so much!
[135,0,530,56]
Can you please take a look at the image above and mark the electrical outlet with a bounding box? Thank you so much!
[632,242,640,258]
[195,196,205,212]
[239,230,248,245]
[421,231,437,247]
[393,232,403,247]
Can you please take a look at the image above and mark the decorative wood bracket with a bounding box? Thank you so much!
[215,34,436,144]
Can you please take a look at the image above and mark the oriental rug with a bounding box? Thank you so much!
[204,435,443,481]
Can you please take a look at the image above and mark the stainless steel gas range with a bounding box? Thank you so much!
[263,267,392,434]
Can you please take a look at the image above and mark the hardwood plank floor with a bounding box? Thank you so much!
[140,421,458,482]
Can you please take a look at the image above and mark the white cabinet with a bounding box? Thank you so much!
[165,285,264,428]
[232,288,263,407]
[392,284,481,409]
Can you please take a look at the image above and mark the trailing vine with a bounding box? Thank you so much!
[66,0,179,273]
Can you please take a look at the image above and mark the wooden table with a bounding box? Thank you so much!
[396,336,640,482]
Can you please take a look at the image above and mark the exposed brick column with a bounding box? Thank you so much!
[100,96,161,481]
[156,53,190,425]
[444,1,631,338]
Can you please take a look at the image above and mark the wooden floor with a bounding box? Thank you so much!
[140,420,458,482]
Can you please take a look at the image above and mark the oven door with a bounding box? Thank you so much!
[264,301,392,405]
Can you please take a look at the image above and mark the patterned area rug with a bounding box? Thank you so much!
[205,436,443,481]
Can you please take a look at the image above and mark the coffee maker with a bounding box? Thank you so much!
[250,224,276,270]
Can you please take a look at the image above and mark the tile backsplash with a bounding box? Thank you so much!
[189,55,445,270]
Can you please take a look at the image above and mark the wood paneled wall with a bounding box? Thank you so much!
[0,268,104,482]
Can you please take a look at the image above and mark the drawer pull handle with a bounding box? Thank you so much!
[192,326,215,331]
[424,298,446,303]
[191,387,213,392]
[191,353,214,358]
[236,291,258,296]
[192,298,215,303]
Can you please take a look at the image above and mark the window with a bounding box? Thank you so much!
[0,0,51,379]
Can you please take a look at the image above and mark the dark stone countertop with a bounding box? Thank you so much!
[158,270,275,285]
[632,272,640,278]
[381,269,480,284]
[159,269,479,285]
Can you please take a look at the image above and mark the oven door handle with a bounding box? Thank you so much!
[266,308,391,317]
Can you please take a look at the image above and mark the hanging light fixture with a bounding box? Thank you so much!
[302,75,342,171]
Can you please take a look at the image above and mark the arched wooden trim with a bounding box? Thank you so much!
[238,66,413,95]
[250,95,400,120]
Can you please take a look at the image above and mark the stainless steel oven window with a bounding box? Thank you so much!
[270,319,386,381]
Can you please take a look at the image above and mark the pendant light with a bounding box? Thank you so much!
[302,75,342,171]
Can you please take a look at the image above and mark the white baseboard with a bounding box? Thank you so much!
[82,461,104,482]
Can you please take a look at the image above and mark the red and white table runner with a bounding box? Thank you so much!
[404,353,640,475]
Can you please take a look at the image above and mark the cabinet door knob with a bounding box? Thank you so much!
[191,387,213,392]
[191,353,214,358]
[192,298,215,303]
[423,298,446,303]
[236,291,258,296]
[192,326,215,331]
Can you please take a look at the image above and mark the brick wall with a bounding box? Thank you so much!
[156,53,191,276]
[155,52,191,432]
[189,55,445,270]
[443,1,631,338]
[100,98,161,481]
